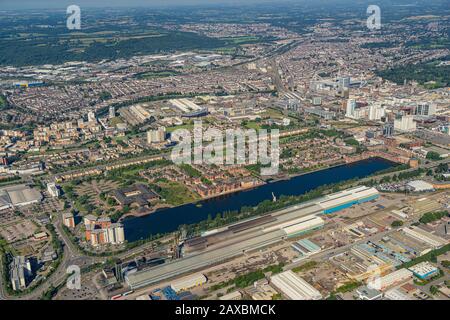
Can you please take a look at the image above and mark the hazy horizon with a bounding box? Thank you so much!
[1,0,427,10]
[1,0,290,10]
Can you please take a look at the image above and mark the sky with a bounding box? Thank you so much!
[0,0,281,10]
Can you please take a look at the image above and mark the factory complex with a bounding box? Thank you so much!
[270,270,322,300]
[125,186,380,289]
[170,98,208,118]
[367,268,413,291]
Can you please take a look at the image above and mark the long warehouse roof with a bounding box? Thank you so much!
[263,213,322,233]
[282,216,324,236]
[317,187,378,210]
[126,229,285,289]
[271,270,322,300]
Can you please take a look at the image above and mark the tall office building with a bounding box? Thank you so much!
[368,105,385,121]
[312,97,322,106]
[147,127,166,144]
[10,256,32,291]
[394,115,416,132]
[277,98,300,111]
[106,223,125,245]
[338,76,350,89]
[353,107,368,120]
[345,98,368,120]
[109,106,116,119]
[87,111,97,123]
[286,99,300,111]
[47,182,61,198]
[0,156,8,166]
[345,99,356,118]
[383,123,394,137]
[414,103,436,116]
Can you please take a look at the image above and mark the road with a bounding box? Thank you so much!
[0,213,90,300]
[421,273,450,295]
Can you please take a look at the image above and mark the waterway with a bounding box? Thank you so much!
[124,157,396,241]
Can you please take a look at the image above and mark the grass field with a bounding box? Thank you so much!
[220,36,261,44]
[166,123,195,133]
[155,179,200,206]
[243,121,263,130]
[136,70,180,79]
[0,95,7,109]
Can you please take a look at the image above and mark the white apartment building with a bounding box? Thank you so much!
[394,115,416,132]
[47,182,61,198]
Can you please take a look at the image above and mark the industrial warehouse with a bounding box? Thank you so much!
[270,270,322,300]
[0,184,42,211]
[125,186,380,289]
[170,98,209,118]
[316,186,379,214]
[367,269,413,291]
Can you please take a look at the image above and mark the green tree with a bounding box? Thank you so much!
[426,151,441,161]
[429,285,438,295]
[391,220,404,227]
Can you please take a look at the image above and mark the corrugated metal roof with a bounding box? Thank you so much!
[271,270,322,300]
[317,187,378,210]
